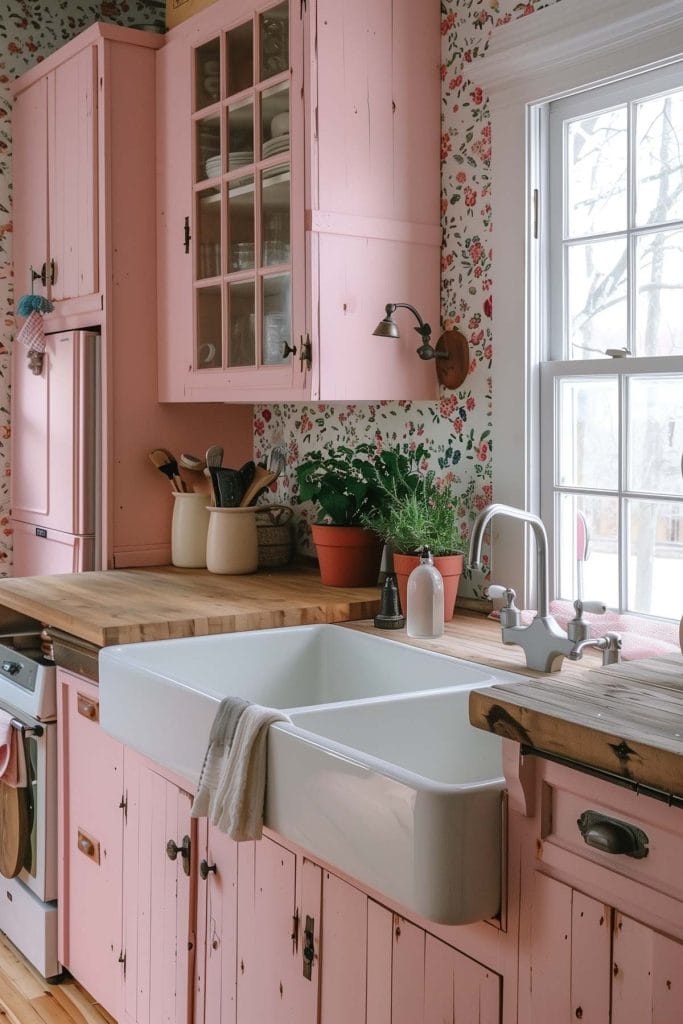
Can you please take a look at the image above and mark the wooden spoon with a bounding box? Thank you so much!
[149,448,186,492]
[239,466,278,507]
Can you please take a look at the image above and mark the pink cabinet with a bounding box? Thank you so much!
[157,0,441,403]
[237,837,321,1023]
[57,670,124,1021]
[318,869,501,1024]
[12,24,255,572]
[512,753,683,1024]
[13,44,98,316]
[194,823,239,1024]
[121,750,195,1024]
[526,873,683,1024]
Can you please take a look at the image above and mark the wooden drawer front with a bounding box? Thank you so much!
[540,766,683,903]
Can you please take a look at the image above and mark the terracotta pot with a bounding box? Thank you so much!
[393,552,464,621]
[311,524,382,588]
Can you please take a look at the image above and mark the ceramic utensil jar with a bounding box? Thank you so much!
[171,493,211,567]
[206,506,258,574]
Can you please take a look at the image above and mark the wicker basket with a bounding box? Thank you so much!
[255,505,294,568]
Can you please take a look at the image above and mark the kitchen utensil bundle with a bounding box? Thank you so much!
[209,462,256,508]
[149,448,188,492]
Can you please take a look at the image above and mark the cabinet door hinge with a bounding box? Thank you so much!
[119,791,127,823]
[302,914,315,980]
[118,950,126,978]
[299,333,312,373]
[292,909,300,954]
[183,216,191,254]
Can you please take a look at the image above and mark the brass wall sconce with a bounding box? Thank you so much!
[372,302,470,389]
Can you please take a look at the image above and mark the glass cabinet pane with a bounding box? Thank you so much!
[261,82,289,158]
[196,286,222,369]
[260,2,288,82]
[227,99,254,171]
[228,176,255,272]
[262,273,291,364]
[196,114,221,183]
[195,38,221,112]
[262,165,290,266]
[229,281,256,366]
[197,187,222,280]
[227,21,253,96]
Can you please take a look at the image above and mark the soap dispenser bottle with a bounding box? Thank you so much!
[407,548,444,638]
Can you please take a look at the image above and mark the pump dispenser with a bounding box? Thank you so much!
[406,548,444,638]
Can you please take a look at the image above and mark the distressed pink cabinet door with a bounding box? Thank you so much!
[528,874,611,1023]
[122,751,193,1024]
[319,871,393,1024]
[12,76,49,302]
[57,672,123,1022]
[392,917,425,1024]
[48,44,98,303]
[320,871,367,1024]
[612,912,683,1024]
[198,826,239,1024]
[156,29,192,402]
[424,934,501,1024]
[237,837,320,1023]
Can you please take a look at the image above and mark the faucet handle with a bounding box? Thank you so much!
[567,599,608,643]
[487,585,521,629]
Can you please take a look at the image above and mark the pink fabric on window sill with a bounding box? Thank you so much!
[487,600,679,662]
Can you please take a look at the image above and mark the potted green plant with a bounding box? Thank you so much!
[295,444,387,587]
[364,472,466,620]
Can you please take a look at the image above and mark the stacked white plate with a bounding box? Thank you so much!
[205,155,222,178]
[228,150,254,170]
[263,133,290,158]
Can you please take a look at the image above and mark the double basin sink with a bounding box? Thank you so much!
[99,624,521,925]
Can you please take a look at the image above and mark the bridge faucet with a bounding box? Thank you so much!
[467,503,620,673]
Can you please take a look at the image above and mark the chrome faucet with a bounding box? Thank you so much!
[468,503,621,672]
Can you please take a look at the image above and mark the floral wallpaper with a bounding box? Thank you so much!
[254,0,564,596]
[0,0,163,575]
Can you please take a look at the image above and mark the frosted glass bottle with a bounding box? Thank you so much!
[406,548,444,638]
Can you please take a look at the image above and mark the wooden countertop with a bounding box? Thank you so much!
[0,566,381,647]
[348,617,683,799]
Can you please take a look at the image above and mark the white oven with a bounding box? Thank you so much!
[0,639,59,978]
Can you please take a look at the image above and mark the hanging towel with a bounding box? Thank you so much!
[0,712,27,789]
[210,703,291,842]
[192,699,291,841]
[192,697,250,819]
[2,729,27,789]
[0,711,12,777]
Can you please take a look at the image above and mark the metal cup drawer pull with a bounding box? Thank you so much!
[77,828,101,865]
[76,693,99,722]
[577,810,649,859]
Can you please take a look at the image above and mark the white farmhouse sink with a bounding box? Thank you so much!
[99,624,521,924]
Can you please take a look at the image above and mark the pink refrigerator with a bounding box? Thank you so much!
[11,330,101,576]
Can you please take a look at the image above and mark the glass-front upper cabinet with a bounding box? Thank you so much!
[191,1,295,376]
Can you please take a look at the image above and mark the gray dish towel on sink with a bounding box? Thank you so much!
[191,697,291,842]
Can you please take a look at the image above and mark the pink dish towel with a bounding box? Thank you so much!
[0,710,12,776]
[0,710,27,788]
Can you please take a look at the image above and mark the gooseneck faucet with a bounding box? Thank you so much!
[468,503,621,673]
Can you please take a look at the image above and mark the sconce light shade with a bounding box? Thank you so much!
[372,305,401,339]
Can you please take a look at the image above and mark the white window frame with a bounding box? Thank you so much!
[476,0,683,609]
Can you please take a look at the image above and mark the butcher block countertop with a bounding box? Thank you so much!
[0,565,381,647]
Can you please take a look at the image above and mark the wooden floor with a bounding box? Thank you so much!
[0,932,115,1023]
